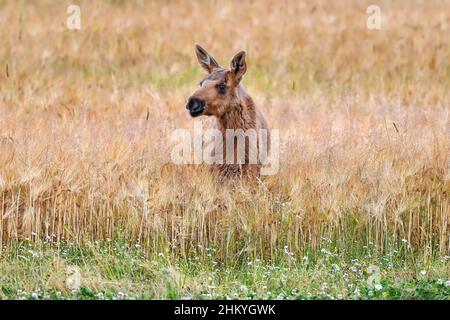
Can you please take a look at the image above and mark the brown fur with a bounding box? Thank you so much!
[186,45,270,177]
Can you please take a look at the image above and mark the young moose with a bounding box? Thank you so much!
[186,45,270,177]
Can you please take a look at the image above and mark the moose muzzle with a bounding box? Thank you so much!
[186,97,206,117]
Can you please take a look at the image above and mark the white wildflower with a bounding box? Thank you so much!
[65,266,81,292]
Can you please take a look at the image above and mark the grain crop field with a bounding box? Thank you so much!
[0,0,449,300]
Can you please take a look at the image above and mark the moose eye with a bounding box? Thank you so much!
[217,84,226,94]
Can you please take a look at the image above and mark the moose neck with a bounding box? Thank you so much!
[216,89,256,132]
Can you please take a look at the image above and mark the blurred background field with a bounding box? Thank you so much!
[0,0,449,299]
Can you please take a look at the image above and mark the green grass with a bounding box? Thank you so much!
[1,240,448,300]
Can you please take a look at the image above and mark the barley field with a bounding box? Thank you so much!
[0,0,449,300]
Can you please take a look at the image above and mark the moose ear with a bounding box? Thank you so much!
[195,44,220,73]
[230,51,247,81]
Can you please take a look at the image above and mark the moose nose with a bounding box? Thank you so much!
[186,97,206,116]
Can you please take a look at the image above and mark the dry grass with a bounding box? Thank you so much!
[0,0,448,260]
